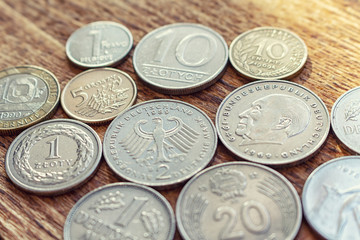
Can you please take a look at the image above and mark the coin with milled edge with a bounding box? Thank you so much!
[229,27,307,80]
[133,23,228,94]
[216,80,330,166]
[5,118,102,195]
[103,99,217,188]
[61,68,137,124]
[64,182,175,240]
[66,21,133,68]
[0,65,60,134]
[176,161,302,240]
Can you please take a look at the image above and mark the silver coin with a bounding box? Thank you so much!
[216,80,330,166]
[176,161,302,240]
[302,156,360,240]
[66,21,133,68]
[133,23,228,94]
[103,99,217,188]
[64,182,175,240]
[5,118,102,195]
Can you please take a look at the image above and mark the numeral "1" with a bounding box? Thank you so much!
[46,136,61,160]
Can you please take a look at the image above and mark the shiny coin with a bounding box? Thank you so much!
[61,68,137,124]
[5,119,102,195]
[229,27,307,80]
[133,23,228,94]
[66,21,133,68]
[64,182,175,240]
[176,161,302,240]
[216,80,330,166]
[103,99,217,188]
[0,65,60,134]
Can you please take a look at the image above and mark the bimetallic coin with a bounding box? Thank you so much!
[133,23,228,94]
[5,119,102,195]
[0,66,60,134]
[64,183,175,240]
[103,99,217,188]
[229,27,307,80]
[61,68,137,124]
[216,80,330,166]
[176,162,302,240]
[66,21,133,68]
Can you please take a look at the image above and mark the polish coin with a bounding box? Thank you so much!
[0,66,60,134]
[5,118,102,195]
[64,182,176,240]
[103,99,217,188]
[176,162,302,240]
[229,27,307,80]
[61,68,137,124]
[133,23,228,94]
[216,80,330,166]
[302,156,360,240]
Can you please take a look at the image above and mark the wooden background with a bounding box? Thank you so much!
[0,0,358,239]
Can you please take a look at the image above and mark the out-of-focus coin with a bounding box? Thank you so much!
[133,23,228,94]
[64,182,175,240]
[176,161,302,240]
[61,68,137,124]
[302,156,360,240]
[0,66,60,134]
[5,119,102,195]
[229,27,307,80]
[66,21,133,68]
[216,80,330,166]
[103,99,217,188]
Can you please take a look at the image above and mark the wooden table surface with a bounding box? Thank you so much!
[0,0,358,239]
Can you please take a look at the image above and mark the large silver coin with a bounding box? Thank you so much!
[133,23,228,94]
[103,99,217,188]
[64,183,175,240]
[5,119,102,195]
[176,162,302,240]
[302,156,360,240]
[216,80,330,166]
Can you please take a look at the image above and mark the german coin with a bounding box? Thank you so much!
[5,118,102,195]
[61,68,137,124]
[229,27,307,80]
[103,99,217,188]
[0,65,60,134]
[216,80,330,166]
[302,156,360,240]
[176,162,302,240]
[133,23,228,94]
[66,21,133,68]
[64,182,176,240]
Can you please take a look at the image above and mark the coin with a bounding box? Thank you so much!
[103,99,217,188]
[5,118,102,195]
[61,68,137,124]
[64,182,176,240]
[176,161,302,240]
[0,65,60,134]
[66,21,133,68]
[133,23,228,94]
[229,27,307,80]
[216,80,330,166]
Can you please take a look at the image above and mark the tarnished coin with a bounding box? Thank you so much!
[0,66,60,134]
[66,21,133,68]
[302,156,360,240]
[5,119,102,195]
[216,80,330,166]
[61,68,137,124]
[64,182,176,240]
[133,23,228,94]
[176,162,302,240]
[229,27,307,80]
[103,99,217,188]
